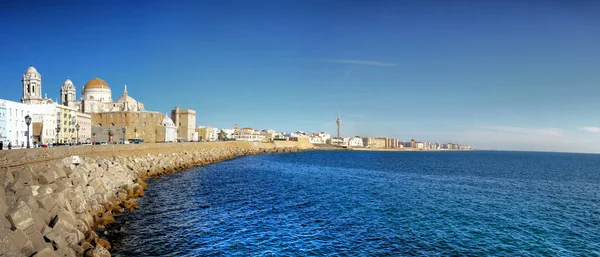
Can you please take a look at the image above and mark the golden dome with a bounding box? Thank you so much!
[83,78,110,91]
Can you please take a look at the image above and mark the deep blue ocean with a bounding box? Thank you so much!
[111,151,600,256]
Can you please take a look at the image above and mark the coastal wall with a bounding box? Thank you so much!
[0,141,312,256]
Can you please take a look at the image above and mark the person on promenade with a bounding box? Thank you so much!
[0,141,3,150]
[8,142,12,150]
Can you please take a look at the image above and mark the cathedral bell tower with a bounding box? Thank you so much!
[21,65,43,104]
[60,78,77,108]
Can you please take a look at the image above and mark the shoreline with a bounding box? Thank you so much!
[0,141,311,256]
[350,147,472,152]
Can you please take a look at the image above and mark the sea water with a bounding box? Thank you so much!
[111,151,600,256]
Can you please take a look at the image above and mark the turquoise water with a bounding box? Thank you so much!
[111,151,600,256]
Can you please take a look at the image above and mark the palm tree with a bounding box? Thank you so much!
[218,130,227,141]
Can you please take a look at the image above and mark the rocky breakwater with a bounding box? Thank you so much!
[0,144,304,257]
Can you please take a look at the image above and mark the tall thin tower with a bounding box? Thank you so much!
[336,113,341,138]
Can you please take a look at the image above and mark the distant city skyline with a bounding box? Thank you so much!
[1,1,600,152]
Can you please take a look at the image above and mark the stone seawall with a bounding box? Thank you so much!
[0,141,312,256]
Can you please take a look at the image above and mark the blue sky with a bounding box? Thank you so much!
[1,0,600,152]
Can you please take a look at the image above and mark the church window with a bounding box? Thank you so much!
[27,84,31,93]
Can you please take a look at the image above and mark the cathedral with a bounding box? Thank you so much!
[60,77,145,113]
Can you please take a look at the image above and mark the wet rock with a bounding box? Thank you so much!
[93,238,111,250]
[84,246,110,257]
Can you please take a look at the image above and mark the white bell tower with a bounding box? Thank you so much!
[21,65,43,104]
[60,78,77,108]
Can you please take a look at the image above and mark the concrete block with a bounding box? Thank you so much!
[5,201,34,231]
[57,247,76,257]
[19,196,40,212]
[36,194,56,211]
[48,204,60,219]
[15,185,38,198]
[41,225,53,236]
[44,227,68,249]
[0,216,12,229]
[33,248,60,257]
[0,229,19,253]
[54,168,67,179]
[14,229,35,256]
[0,198,8,216]
[38,171,57,184]
[28,231,47,252]
[37,185,54,196]
[36,207,53,225]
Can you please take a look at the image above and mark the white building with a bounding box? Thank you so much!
[30,103,57,145]
[5,99,33,148]
[220,128,235,140]
[232,127,265,141]
[209,127,219,141]
[347,137,364,147]
[310,132,331,144]
[57,76,145,114]
[161,114,177,142]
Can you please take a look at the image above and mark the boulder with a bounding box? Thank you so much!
[84,246,110,257]
[5,201,34,231]
[92,238,111,250]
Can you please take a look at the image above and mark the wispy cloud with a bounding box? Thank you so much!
[318,59,397,67]
[479,126,564,137]
[579,127,600,133]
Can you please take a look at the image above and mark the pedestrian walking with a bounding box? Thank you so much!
[0,141,3,150]
[8,142,12,150]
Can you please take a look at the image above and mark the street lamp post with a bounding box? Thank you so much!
[122,127,126,144]
[92,132,96,145]
[25,115,31,148]
[155,129,158,143]
[76,124,80,145]
[55,124,61,146]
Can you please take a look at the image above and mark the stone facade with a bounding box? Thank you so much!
[171,106,196,141]
[91,112,167,143]
[91,126,126,143]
